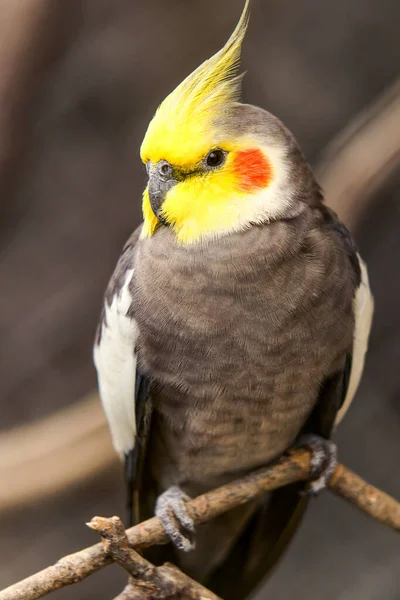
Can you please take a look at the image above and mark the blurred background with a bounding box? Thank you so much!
[0,0,399,598]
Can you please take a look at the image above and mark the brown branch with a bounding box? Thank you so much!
[88,516,221,600]
[1,450,399,600]
[87,516,154,580]
[330,464,400,532]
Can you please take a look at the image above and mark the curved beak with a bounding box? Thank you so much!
[148,161,179,219]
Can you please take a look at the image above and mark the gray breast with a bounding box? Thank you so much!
[131,215,355,486]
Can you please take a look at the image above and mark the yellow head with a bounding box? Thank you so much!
[140,1,313,244]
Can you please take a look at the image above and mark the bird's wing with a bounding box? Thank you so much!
[93,225,152,525]
[207,213,374,599]
[335,255,374,426]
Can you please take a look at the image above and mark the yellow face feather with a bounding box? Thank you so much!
[161,149,249,244]
[139,1,278,245]
[142,187,160,238]
[140,0,250,167]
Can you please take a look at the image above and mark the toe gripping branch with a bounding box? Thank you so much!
[155,486,196,552]
[294,434,338,495]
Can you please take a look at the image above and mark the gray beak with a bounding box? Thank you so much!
[148,160,179,219]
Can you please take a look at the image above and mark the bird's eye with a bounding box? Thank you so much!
[206,149,226,169]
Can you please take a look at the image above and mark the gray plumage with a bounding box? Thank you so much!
[133,209,354,485]
[94,105,372,598]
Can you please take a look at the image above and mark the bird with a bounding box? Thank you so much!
[93,1,374,597]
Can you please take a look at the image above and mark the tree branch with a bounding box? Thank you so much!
[88,516,221,600]
[330,463,400,532]
[1,449,399,600]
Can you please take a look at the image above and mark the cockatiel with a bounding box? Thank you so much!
[93,1,373,597]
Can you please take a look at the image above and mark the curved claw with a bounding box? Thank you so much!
[155,486,196,552]
[295,434,338,495]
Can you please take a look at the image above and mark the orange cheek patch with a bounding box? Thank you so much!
[233,148,272,192]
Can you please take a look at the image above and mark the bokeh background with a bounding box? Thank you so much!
[1,1,399,598]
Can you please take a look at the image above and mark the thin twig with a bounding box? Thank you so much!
[87,516,154,579]
[160,564,221,600]
[88,516,221,600]
[330,464,400,531]
[1,450,399,600]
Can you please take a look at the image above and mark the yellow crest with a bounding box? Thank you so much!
[140,0,251,167]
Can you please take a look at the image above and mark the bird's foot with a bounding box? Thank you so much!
[155,486,196,552]
[295,434,338,495]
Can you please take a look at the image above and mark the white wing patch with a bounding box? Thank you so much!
[335,255,374,426]
[93,269,139,458]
